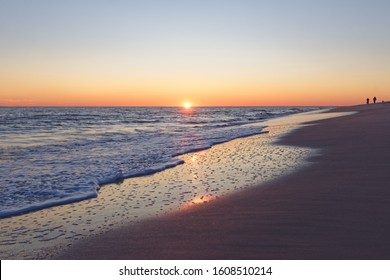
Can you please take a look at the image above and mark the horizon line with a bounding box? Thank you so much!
[0,104,352,108]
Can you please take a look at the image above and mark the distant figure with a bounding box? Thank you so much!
[366,98,370,104]
[373,96,377,104]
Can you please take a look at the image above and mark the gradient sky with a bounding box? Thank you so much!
[1,0,389,106]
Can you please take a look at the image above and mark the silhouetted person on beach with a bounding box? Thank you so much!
[373,96,377,104]
[366,98,370,104]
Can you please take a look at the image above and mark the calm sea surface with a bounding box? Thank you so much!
[0,106,319,218]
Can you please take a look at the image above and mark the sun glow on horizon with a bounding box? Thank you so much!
[184,102,192,109]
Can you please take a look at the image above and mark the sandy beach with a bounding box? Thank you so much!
[56,103,390,259]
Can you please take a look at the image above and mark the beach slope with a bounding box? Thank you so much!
[58,103,390,259]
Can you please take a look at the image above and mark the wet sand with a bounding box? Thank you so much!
[57,103,390,259]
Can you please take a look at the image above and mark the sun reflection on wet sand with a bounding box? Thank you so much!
[190,150,206,162]
[178,194,216,211]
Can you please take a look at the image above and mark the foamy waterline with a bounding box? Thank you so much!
[0,127,269,219]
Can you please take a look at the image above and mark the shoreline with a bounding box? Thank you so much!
[0,108,344,259]
[57,103,390,259]
[0,107,313,220]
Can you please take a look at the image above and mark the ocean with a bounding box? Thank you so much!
[0,106,318,218]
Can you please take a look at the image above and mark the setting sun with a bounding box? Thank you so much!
[184,102,192,109]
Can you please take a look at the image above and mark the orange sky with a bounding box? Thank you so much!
[1,63,387,106]
[1,1,389,107]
